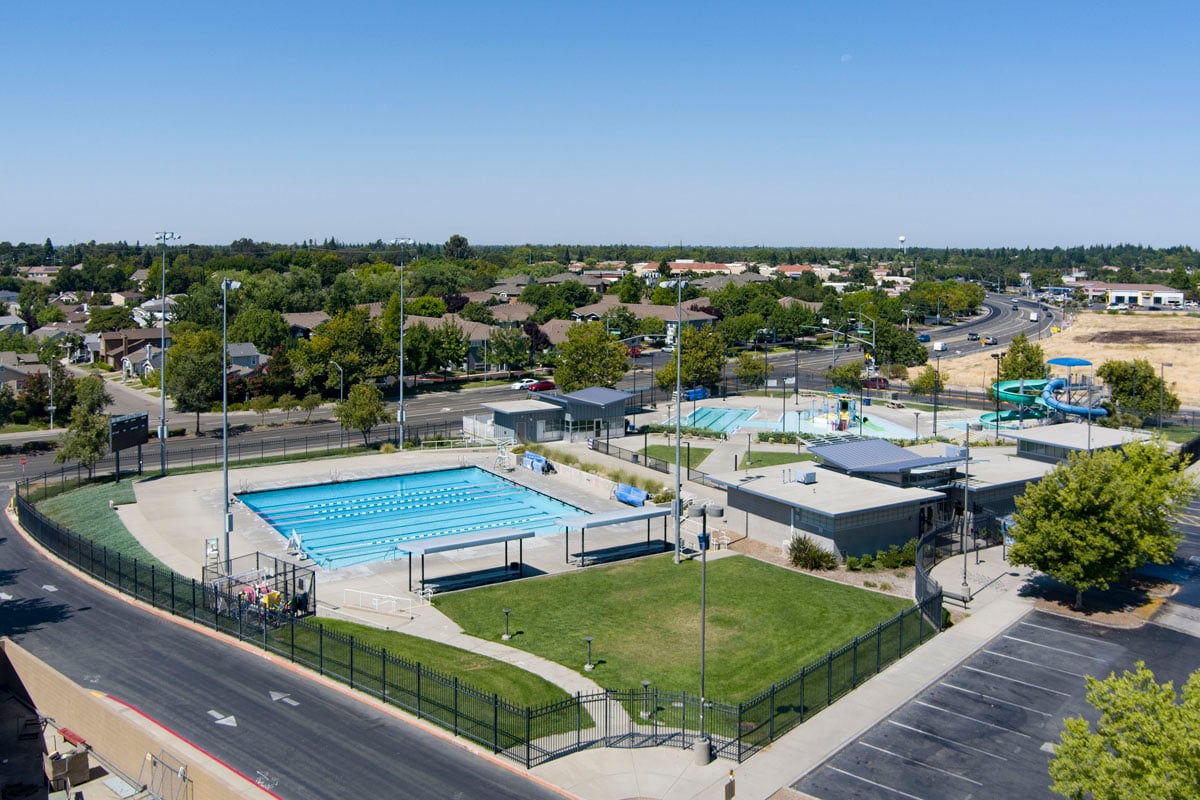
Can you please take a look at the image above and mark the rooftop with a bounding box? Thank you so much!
[482,399,562,414]
[705,466,944,517]
[999,422,1150,451]
[808,439,963,475]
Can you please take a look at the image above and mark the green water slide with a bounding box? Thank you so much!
[993,379,1050,405]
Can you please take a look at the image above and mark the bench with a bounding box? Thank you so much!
[421,564,522,595]
[615,483,649,506]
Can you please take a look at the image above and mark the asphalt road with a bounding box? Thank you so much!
[0,496,566,800]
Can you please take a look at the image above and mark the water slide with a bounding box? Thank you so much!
[1039,377,1108,419]
[981,379,1049,425]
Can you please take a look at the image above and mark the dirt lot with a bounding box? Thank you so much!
[942,310,1200,407]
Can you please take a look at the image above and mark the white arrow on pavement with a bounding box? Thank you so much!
[42,585,58,592]
[0,592,12,601]
[208,710,238,727]
[270,691,300,706]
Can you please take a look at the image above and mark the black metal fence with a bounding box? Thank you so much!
[587,438,670,474]
[15,459,944,767]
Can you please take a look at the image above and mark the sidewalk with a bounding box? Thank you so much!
[527,545,1035,800]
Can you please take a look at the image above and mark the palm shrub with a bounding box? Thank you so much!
[788,535,837,570]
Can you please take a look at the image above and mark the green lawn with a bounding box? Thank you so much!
[36,481,171,572]
[643,444,712,469]
[434,554,910,701]
[277,618,573,707]
[741,451,816,469]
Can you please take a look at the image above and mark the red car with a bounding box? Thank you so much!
[862,377,889,389]
[528,380,556,392]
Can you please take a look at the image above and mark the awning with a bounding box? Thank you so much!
[556,505,672,530]
[402,529,534,556]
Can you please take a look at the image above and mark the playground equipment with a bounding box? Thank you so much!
[985,356,1107,426]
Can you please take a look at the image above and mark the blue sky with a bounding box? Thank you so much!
[3,1,1197,248]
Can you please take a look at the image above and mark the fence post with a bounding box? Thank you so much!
[576,692,581,750]
[381,648,387,703]
[150,565,156,608]
[876,623,882,672]
[191,579,197,622]
[170,573,176,615]
[898,613,904,658]
[319,625,324,675]
[852,635,859,687]
[769,684,776,740]
[799,668,806,722]
[349,636,355,689]
[525,706,532,769]
[826,650,833,706]
[416,664,422,719]
[290,619,295,662]
[494,693,500,753]
[453,677,459,732]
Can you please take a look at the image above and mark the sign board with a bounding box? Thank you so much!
[109,412,150,452]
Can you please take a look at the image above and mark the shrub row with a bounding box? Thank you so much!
[845,538,918,571]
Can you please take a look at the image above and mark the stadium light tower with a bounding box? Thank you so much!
[391,237,415,445]
[154,231,180,475]
[221,277,242,573]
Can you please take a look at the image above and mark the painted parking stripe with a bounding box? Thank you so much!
[914,700,1033,739]
[983,649,1088,678]
[962,665,1071,696]
[827,766,927,800]
[1002,635,1108,661]
[941,682,1053,717]
[887,720,1008,760]
[1019,619,1125,647]
[860,742,984,786]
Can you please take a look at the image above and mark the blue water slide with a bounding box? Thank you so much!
[1040,378,1108,419]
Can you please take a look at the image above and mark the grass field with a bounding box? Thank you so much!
[643,444,712,469]
[740,451,815,469]
[435,554,910,701]
[276,618,573,707]
[36,481,171,572]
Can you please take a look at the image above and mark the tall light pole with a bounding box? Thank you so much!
[392,237,414,445]
[671,276,683,564]
[991,352,1004,440]
[697,504,711,763]
[154,231,180,475]
[1159,362,1173,433]
[221,277,241,574]
[961,423,975,597]
[932,353,941,436]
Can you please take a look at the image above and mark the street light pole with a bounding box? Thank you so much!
[221,277,241,574]
[329,361,344,402]
[392,237,414,445]
[961,424,973,598]
[672,276,683,564]
[154,230,179,476]
[991,352,1004,440]
[1159,362,1173,433]
[933,353,940,436]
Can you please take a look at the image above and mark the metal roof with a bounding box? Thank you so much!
[557,505,672,530]
[809,439,963,474]
[400,529,535,556]
[1047,357,1092,367]
[563,387,633,406]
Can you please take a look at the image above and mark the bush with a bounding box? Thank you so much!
[651,489,675,504]
[787,535,837,571]
[757,431,799,444]
[878,544,903,569]
[510,445,526,455]
[942,608,953,628]
[860,552,874,568]
[10,410,27,425]
[878,581,892,591]
[845,556,861,571]
[379,442,397,454]
[863,580,877,588]
[900,537,917,567]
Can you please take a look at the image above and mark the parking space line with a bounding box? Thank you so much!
[827,766,927,800]
[984,649,1088,677]
[941,682,1054,717]
[1002,635,1108,661]
[860,742,984,786]
[1020,619,1123,646]
[914,700,1033,738]
[887,720,1008,760]
[962,665,1071,695]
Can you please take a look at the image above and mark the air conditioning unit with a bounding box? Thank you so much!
[946,446,967,458]
[798,471,817,485]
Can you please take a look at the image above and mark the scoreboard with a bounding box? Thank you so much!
[109,412,150,452]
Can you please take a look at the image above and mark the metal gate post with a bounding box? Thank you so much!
[381,649,387,702]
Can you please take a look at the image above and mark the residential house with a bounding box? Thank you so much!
[99,328,171,369]
[282,311,331,339]
[110,291,143,307]
[570,299,716,344]
[490,302,537,324]
[0,315,28,335]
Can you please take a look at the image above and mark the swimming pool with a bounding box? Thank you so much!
[676,407,756,434]
[238,467,582,569]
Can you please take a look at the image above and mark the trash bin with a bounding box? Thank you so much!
[694,737,712,765]
[864,397,871,406]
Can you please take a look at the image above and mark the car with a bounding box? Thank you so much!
[966,331,980,341]
[916,333,931,343]
[1106,303,1129,311]
[982,335,998,346]
[511,378,538,390]
[627,345,642,358]
[862,377,889,389]
[528,379,556,392]
[661,344,675,353]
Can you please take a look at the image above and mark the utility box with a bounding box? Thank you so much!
[45,748,90,790]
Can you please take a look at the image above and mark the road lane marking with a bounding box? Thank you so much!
[208,709,238,727]
[1002,635,1108,661]
[859,742,983,786]
[961,665,1071,696]
[983,649,1088,677]
[942,682,1053,716]
[270,691,300,706]
[42,584,58,592]
[826,766,927,799]
[887,720,1008,760]
[913,700,1033,739]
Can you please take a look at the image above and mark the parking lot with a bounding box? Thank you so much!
[792,609,1200,799]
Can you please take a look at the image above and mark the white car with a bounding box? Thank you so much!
[511,378,538,390]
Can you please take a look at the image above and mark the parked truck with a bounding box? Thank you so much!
[1030,311,1040,322]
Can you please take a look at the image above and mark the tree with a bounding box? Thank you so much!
[717,313,763,347]
[1049,661,1200,800]
[334,383,389,446]
[610,273,644,304]
[1097,359,1179,426]
[600,306,637,340]
[277,392,299,422]
[1008,441,1196,609]
[406,296,448,318]
[826,360,864,391]
[85,305,137,333]
[432,319,469,375]
[488,326,527,370]
[554,322,627,391]
[907,364,946,397]
[999,333,1045,380]
[55,404,109,476]
[227,307,290,353]
[734,351,772,388]
[873,322,928,367]
[299,392,322,422]
[655,326,726,391]
[403,322,437,375]
[444,234,475,261]
[73,375,112,415]
[457,301,494,324]
[249,394,274,425]
[166,330,223,433]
